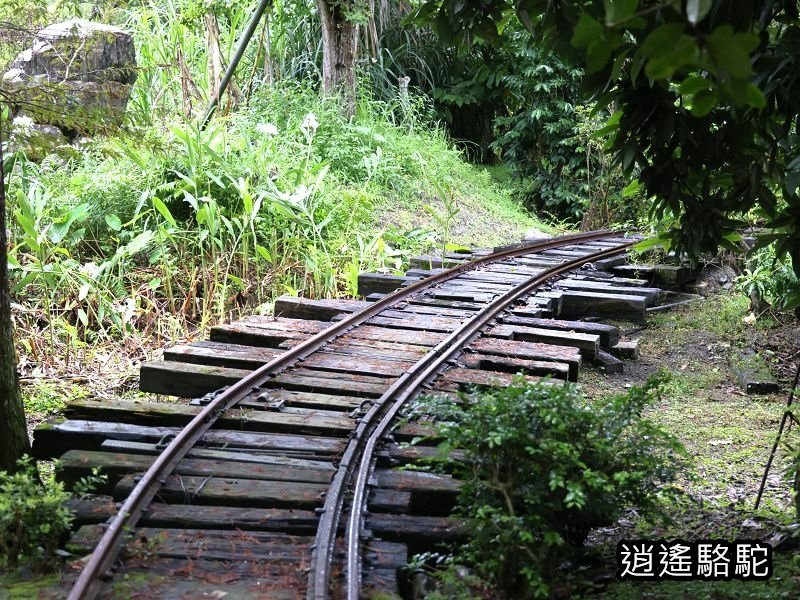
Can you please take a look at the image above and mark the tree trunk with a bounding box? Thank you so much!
[0,116,31,473]
[318,0,358,116]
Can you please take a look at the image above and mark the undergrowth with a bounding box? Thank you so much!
[6,84,542,361]
[410,377,689,599]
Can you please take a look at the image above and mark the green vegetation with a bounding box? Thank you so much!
[2,1,800,596]
[413,378,688,598]
[416,0,800,295]
[0,458,73,573]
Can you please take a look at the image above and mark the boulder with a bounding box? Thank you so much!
[2,19,137,134]
[8,115,68,160]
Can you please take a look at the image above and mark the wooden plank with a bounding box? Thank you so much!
[459,270,531,284]
[554,279,660,304]
[437,367,545,390]
[357,272,419,296]
[69,525,313,561]
[595,349,624,374]
[302,352,414,377]
[408,297,484,311]
[210,322,312,347]
[487,324,600,359]
[326,339,429,360]
[559,290,647,322]
[63,398,355,437]
[57,449,333,488]
[33,419,346,459]
[67,495,320,533]
[468,337,581,380]
[499,315,620,347]
[343,325,447,346]
[609,339,640,360]
[462,354,572,381]
[612,263,694,286]
[369,488,411,513]
[593,255,628,270]
[377,306,474,319]
[164,342,280,369]
[268,369,391,397]
[367,514,467,543]
[365,314,463,333]
[408,255,466,269]
[114,473,327,508]
[242,315,330,332]
[141,360,250,397]
[273,295,369,321]
[100,440,334,470]
[376,469,461,493]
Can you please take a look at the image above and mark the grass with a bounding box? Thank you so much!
[578,288,799,599]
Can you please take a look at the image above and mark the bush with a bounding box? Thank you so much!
[0,458,74,573]
[417,376,688,598]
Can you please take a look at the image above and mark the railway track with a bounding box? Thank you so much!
[32,230,667,599]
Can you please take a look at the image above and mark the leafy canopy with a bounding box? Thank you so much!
[414,0,800,306]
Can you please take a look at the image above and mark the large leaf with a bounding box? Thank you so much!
[686,0,713,25]
[572,13,603,48]
[49,204,90,244]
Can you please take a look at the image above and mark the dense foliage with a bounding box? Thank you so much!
[415,0,800,305]
[415,377,688,598]
[0,459,73,572]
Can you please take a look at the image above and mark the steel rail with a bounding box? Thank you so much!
[344,240,635,599]
[306,237,636,600]
[68,229,617,600]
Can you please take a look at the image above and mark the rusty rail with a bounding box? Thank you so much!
[68,229,625,600]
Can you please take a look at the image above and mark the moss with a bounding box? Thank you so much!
[0,572,62,599]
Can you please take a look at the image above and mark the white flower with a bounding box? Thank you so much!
[256,122,278,136]
[288,184,309,206]
[113,297,138,325]
[301,112,319,137]
[12,115,35,134]
[79,261,100,278]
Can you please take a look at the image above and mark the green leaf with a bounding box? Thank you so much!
[679,75,712,96]
[255,244,272,262]
[152,197,176,227]
[686,0,713,25]
[690,88,718,116]
[745,83,766,109]
[634,234,672,252]
[571,13,603,48]
[706,26,759,79]
[603,0,638,25]
[50,203,89,244]
[644,34,698,79]
[586,39,616,73]
[641,24,686,58]
[622,180,640,198]
[105,214,122,232]
[124,230,155,256]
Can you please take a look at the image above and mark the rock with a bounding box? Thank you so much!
[2,19,137,134]
[522,228,553,242]
[8,115,68,160]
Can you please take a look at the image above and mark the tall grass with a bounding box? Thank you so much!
[3,2,541,359]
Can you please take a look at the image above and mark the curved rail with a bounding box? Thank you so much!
[306,236,636,599]
[341,241,635,599]
[69,229,622,599]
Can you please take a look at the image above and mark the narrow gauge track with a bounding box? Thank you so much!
[50,230,638,599]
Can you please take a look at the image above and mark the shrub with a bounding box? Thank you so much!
[417,376,688,598]
[0,458,74,573]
